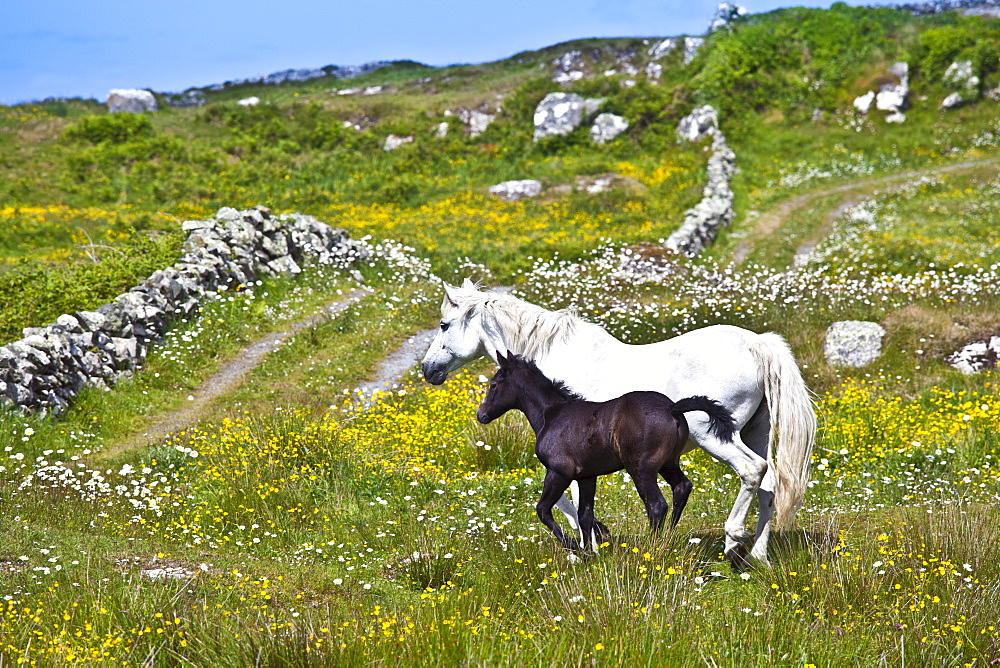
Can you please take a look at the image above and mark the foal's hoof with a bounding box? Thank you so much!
[725,542,750,570]
[594,521,613,544]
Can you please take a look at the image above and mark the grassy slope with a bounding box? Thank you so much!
[1,5,1000,666]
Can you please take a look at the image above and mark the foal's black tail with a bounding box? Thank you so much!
[671,396,737,443]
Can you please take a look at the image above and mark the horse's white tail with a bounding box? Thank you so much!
[752,333,816,528]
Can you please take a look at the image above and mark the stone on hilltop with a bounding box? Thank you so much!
[106,89,157,113]
[648,38,677,60]
[710,2,748,31]
[824,321,886,367]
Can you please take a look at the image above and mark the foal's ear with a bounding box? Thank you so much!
[496,351,508,366]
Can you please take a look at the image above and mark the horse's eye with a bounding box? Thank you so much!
[440,321,449,332]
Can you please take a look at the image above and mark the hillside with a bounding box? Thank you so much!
[1,3,1000,665]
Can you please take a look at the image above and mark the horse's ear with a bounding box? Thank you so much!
[442,283,461,310]
[462,277,477,291]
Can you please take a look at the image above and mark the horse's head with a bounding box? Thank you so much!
[421,279,507,385]
[476,351,520,424]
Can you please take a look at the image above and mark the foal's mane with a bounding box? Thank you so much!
[506,354,584,402]
[454,291,584,360]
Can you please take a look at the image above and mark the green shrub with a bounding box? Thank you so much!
[63,114,154,144]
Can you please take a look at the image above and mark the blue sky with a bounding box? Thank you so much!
[2,0,858,105]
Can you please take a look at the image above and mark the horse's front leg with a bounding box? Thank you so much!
[537,470,578,551]
[575,477,599,552]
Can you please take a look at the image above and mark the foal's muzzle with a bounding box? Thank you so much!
[476,409,493,425]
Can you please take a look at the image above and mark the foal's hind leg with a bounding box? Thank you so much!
[660,465,693,528]
[537,470,579,551]
[627,467,670,533]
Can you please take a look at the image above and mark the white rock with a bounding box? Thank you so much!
[337,88,361,96]
[106,88,157,113]
[876,86,907,112]
[458,109,495,137]
[533,93,603,141]
[710,2,748,31]
[237,96,260,107]
[886,111,906,123]
[824,321,886,367]
[941,92,964,109]
[944,60,978,90]
[363,86,384,95]
[383,134,414,151]
[676,105,718,142]
[853,91,875,114]
[646,62,663,80]
[683,37,704,64]
[488,179,542,202]
[434,122,448,138]
[648,38,677,59]
[553,70,585,84]
[590,113,629,145]
[947,336,1000,374]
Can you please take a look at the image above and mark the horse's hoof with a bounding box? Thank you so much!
[725,543,749,569]
[594,521,613,544]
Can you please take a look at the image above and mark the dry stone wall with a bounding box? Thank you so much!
[0,206,368,415]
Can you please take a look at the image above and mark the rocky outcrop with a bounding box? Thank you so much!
[457,107,496,137]
[590,113,629,145]
[107,89,157,113]
[710,2,748,31]
[164,90,205,108]
[876,62,910,117]
[552,50,586,84]
[488,179,543,202]
[893,0,1000,16]
[824,321,886,367]
[947,336,1000,374]
[683,37,705,64]
[533,93,604,141]
[648,38,677,60]
[0,207,367,415]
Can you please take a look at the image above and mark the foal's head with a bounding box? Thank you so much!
[476,352,579,424]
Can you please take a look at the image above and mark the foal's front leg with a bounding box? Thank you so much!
[537,469,578,551]
[575,477,599,552]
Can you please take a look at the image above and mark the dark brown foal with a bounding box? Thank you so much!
[476,353,736,552]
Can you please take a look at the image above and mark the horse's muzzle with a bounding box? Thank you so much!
[422,362,447,385]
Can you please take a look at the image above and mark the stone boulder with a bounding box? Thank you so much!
[107,89,157,113]
[383,134,414,151]
[710,2,748,31]
[533,93,604,141]
[238,96,260,107]
[676,105,718,142]
[947,336,1000,374]
[488,179,542,202]
[645,62,663,80]
[648,38,677,60]
[876,61,909,113]
[944,60,979,92]
[941,92,965,109]
[824,321,886,367]
[590,113,629,145]
[457,107,496,137]
[683,37,704,64]
[853,91,875,114]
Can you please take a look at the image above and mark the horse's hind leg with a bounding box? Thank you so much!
[575,477,599,552]
[628,467,669,533]
[660,465,693,528]
[740,402,775,565]
[537,470,578,551]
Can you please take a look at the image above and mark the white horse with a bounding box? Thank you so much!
[421,280,816,565]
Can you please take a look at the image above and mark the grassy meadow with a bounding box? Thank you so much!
[2,4,1000,665]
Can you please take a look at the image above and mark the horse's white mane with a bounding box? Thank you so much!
[451,288,583,360]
